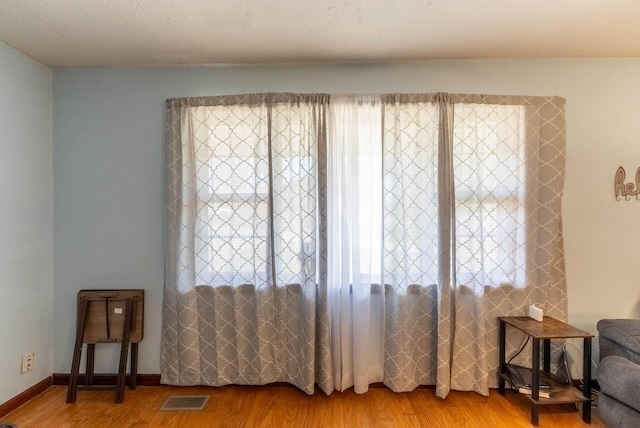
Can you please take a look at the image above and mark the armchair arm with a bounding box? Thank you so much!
[598,355,640,410]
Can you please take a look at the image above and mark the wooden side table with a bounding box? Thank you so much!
[498,316,593,426]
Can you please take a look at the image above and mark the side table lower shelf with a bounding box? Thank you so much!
[498,370,591,405]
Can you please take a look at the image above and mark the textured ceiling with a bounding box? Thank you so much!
[1,0,640,67]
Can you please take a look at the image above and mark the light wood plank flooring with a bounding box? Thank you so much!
[2,385,604,427]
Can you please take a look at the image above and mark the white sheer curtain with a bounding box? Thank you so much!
[327,96,385,393]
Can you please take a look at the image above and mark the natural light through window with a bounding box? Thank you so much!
[187,99,529,291]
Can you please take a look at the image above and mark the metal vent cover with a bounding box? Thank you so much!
[159,395,210,411]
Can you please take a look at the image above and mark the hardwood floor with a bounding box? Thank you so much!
[2,385,604,427]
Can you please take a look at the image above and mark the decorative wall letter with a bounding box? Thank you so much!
[615,166,640,201]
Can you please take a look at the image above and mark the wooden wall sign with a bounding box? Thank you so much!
[615,166,640,201]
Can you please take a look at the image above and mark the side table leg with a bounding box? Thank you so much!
[531,338,540,426]
[543,339,551,373]
[583,337,592,423]
[499,320,506,395]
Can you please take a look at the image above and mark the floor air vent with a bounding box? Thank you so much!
[0,423,18,428]
[159,395,210,411]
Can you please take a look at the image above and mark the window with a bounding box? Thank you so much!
[188,99,529,290]
[453,104,527,288]
[190,102,318,288]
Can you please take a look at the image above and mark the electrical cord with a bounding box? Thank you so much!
[503,336,531,390]
[508,336,530,364]
[561,340,600,411]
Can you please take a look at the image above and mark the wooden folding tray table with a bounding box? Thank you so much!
[66,289,144,403]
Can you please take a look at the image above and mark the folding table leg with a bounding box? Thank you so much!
[85,344,95,386]
[67,296,89,403]
[115,297,133,403]
[130,342,139,390]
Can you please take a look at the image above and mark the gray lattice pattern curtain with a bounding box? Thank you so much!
[447,95,568,395]
[163,93,566,397]
[163,94,332,393]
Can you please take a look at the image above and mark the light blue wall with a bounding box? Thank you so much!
[0,43,53,403]
[53,60,640,375]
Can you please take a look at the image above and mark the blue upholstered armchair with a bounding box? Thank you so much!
[597,319,640,427]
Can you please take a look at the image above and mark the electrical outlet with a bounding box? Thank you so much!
[21,352,34,374]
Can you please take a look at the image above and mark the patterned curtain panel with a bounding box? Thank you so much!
[163,94,332,394]
[446,95,568,396]
[163,93,566,398]
[379,93,453,397]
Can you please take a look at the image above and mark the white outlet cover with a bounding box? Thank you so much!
[21,352,34,373]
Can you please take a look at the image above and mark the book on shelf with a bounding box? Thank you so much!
[518,386,551,399]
